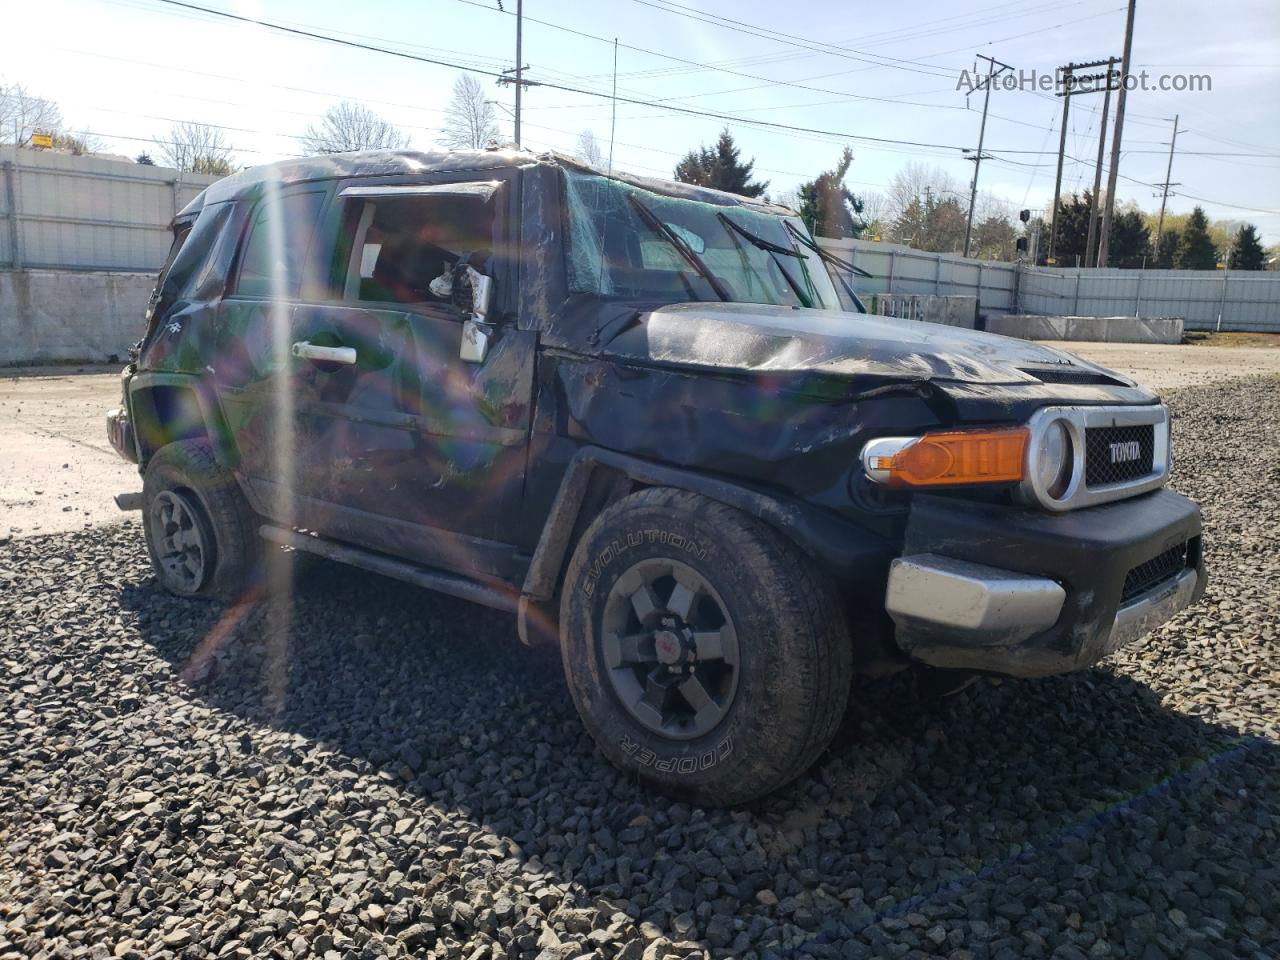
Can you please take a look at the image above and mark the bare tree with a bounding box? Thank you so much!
[886,162,963,224]
[0,82,63,146]
[441,75,499,150]
[300,101,410,155]
[575,129,605,167]
[158,122,235,176]
[859,191,891,237]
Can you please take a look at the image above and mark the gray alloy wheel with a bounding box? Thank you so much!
[560,487,855,806]
[601,558,741,740]
[147,489,214,594]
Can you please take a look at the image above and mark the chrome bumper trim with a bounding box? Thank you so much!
[1104,567,1199,655]
[885,554,1066,646]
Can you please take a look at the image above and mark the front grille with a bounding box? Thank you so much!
[1085,424,1155,487]
[1121,540,1191,604]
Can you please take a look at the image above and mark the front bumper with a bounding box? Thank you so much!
[886,488,1206,677]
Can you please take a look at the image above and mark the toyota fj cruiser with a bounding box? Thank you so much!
[106,148,1206,805]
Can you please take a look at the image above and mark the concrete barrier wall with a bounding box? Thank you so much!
[984,314,1184,345]
[817,237,1280,333]
[0,269,152,365]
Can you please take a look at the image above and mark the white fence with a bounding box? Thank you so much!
[819,238,1280,333]
[0,147,217,272]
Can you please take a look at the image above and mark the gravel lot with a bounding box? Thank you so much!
[2,377,1277,960]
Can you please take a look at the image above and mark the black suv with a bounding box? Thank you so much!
[106,149,1206,805]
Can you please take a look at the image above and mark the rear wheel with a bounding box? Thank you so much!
[142,439,259,601]
[560,487,853,806]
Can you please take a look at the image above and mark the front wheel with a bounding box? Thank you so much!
[560,487,853,806]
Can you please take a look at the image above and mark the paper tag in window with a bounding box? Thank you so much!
[360,243,382,278]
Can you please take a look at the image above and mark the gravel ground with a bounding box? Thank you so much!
[2,377,1277,960]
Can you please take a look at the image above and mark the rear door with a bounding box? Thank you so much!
[218,172,534,578]
[212,184,330,500]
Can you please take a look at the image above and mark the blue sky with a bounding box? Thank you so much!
[6,0,1280,241]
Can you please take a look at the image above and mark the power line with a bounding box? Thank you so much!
[630,0,961,79]
[73,0,1280,225]
[138,0,1280,163]
[456,0,979,113]
[607,0,1055,81]
[137,0,1053,157]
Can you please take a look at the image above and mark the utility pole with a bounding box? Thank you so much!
[1085,58,1121,268]
[1049,58,1117,266]
[496,0,529,146]
[1047,62,1075,267]
[608,37,618,174]
[1153,114,1181,256]
[1097,0,1137,267]
[515,0,523,146]
[963,54,1013,259]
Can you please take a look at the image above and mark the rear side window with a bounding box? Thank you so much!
[323,185,498,309]
[236,190,327,298]
[156,200,237,308]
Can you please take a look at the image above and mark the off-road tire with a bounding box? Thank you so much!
[142,439,259,601]
[560,486,853,806]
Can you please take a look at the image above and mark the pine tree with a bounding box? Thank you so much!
[1176,207,1218,270]
[798,148,865,240]
[1152,228,1180,269]
[1108,210,1151,269]
[672,128,767,198]
[1048,193,1092,265]
[1229,224,1266,270]
[1048,193,1148,267]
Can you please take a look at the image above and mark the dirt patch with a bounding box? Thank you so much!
[0,367,140,538]
[1044,341,1280,391]
[1186,331,1280,349]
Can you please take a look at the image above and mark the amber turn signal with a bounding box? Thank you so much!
[864,427,1029,488]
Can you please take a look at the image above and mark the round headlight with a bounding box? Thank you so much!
[1034,420,1073,500]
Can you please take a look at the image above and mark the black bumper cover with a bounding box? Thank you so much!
[106,407,138,464]
[898,488,1207,677]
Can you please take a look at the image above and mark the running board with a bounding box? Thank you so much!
[259,525,518,613]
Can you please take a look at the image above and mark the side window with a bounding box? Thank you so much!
[236,190,326,299]
[332,192,496,310]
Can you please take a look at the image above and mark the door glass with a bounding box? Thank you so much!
[332,192,496,308]
[236,190,326,299]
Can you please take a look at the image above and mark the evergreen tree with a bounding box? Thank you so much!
[134,152,155,165]
[1109,210,1152,269]
[1229,224,1266,270]
[673,128,767,198]
[971,215,1018,261]
[892,192,966,252]
[798,148,865,239]
[1045,193,1148,267]
[1152,228,1180,269]
[1176,207,1218,270]
[1047,193,1092,265]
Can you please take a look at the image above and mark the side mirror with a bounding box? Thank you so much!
[460,267,495,364]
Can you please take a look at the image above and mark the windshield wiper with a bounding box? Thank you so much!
[627,195,731,302]
[784,222,873,277]
[717,213,814,308]
[783,221,872,314]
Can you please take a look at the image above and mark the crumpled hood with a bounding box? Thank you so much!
[603,302,1132,388]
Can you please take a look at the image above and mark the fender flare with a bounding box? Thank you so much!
[517,446,894,643]
[126,371,238,469]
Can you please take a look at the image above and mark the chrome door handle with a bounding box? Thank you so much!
[291,341,356,364]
